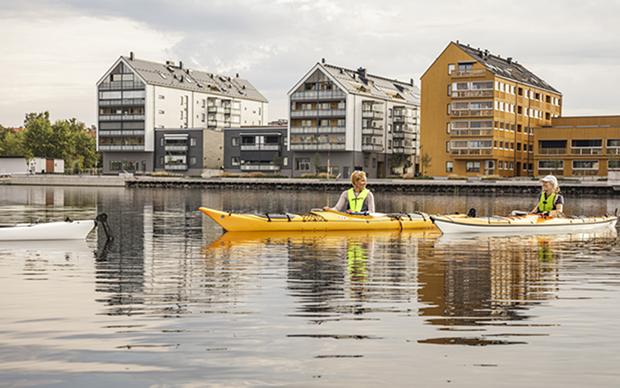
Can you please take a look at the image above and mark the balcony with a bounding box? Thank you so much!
[290,126,346,134]
[538,148,566,155]
[290,143,346,151]
[392,131,415,140]
[607,148,620,155]
[450,148,493,156]
[290,109,346,118]
[98,98,145,106]
[362,128,383,136]
[452,90,494,98]
[99,114,145,121]
[451,109,493,118]
[362,144,383,152]
[450,129,493,137]
[165,164,188,170]
[99,145,145,151]
[362,110,384,119]
[393,116,417,124]
[290,90,346,101]
[240,164,279,171]
[570,148,603,155]
[240,144,280,151]
[393,146,415,155]
[452,69,486,77]
[165,145,188,151]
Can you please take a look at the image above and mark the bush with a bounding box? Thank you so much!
[447,174,467,180]
[482,175,501,180]
[247,171,265,178]
[317,172,336,179]
[301,174,318,178]
[388,175,404,179]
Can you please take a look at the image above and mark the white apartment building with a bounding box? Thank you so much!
[288,59,420,179]
[96,52,268,174]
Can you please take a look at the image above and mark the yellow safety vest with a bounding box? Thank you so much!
[347,188,369,213]
[538,192,557,212]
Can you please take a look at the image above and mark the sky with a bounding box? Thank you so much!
[1,0,620,128]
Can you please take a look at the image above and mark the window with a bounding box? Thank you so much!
[364,157,369,168]
[190,138,196,146]
[466,161,480,172]
[448,64,455,75]
[538,160,564,170]
[499,161,503,170]
[447,84,452,96]
[447,104,451,114]
[446,141,450,152]
[158,110,164,114]
[283,157,288,167]
[231,137,239,146]
[446,161,453,173]
[231,157,240,166]
[446,122,451,134]
[158,95,165,99]
[190,157,196,166]
[296,158,311,171]
[608,159,620,170]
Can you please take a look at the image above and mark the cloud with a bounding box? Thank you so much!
[1,0,620,126]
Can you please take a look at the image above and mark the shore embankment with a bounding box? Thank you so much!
[5,174,619,196]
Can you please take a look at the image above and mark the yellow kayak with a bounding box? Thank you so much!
[431,211,618,235]
[199,207,435,233]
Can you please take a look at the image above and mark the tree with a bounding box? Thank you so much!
[271,153,282,175]
[390,154,404,175]
[420,150,433,177]
[0,126,27,156]
[312,152,322,175]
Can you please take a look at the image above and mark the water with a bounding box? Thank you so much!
[1,185,620,387]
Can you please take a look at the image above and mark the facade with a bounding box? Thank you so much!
[0,156,64,174]
[287,59,420,179]
[223,125,292,176]
[96,52,268,175]
[421,42,562,177]
[534,116,620,178]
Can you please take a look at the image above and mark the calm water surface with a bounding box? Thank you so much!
[1,185,620,387]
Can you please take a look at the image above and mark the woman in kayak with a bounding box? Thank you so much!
[532,175,564,215]
[323,170,375,214]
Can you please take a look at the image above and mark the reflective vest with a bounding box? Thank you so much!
[347,188,369,213]
[538,192,557,212]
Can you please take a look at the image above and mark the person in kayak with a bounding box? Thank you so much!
[532,175,564,216]
[323,170,375,214]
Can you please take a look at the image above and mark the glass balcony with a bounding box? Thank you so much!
[99,145,145,151]
[392,131,415,140]
[450,109,493,118]
[290,109,346,118]
[240,164,279,171]
[290,143,346,151]
[362,128,383,136]
[452,69,486,77]
[240,144,280,151]
[165,164,188,170]
[538,148,566,155]
[393,116,418,124]
[165,145,188,151]
[99,114,145,121]
[362,110,384,119]
[452,90,494,98]
[290,126,346,134]
[393,146,415,155]
[290,90,347,101]
[570,148,603,155]
[362,144,383,152]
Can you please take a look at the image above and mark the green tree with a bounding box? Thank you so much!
[0,126,27,156]
[420,150,433,177]
[271,153,282,175]
[312,152,322,175]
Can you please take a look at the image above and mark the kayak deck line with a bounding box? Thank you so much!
[199,207,435,233]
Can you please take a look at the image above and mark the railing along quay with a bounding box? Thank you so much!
[126,177,620,196]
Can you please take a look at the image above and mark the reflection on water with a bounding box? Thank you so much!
[1,185,620,387]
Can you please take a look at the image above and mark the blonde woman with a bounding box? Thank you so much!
[532,175,564,215]
[323,170,375,214]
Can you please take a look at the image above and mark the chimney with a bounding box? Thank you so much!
[321,58,326,64]
[410,78,414,86]
[236,73,240,78]
[179,61,183,69]
[129,52,134,60]
[358,67,367,78]
[507,57,513,64]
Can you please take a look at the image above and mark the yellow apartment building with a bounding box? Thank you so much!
[534,116,620,177]
[421,42,562,177]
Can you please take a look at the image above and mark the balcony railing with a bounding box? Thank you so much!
[290,90,346,100]
[99,145,145,151]
[393,147,415,155]
[290,109,346,118]
[99,114,145,121]
[290,143,346,151]
[165,164,188,170]
[452,69,486,77]
[607,148,620,155]
[451,129,493,137]
[450,148,493,156]
[450,109,493,118]
[362,128,383,136]
[240,164,279,171]
[98,98,145,106]
[362,111,384,119]
[290,126,346,134]
[393,116,418,125]
[165,145,188,151]
[392,132,415,140]
[538,148,566,155]
[362,144,383,152]
[570,148,603,155]
[452,90,494,98]
[240,144,280,151]
[99,130,145,136]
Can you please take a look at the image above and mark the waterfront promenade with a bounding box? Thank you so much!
[4,174,620,196]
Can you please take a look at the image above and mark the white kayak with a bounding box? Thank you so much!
[0,214,113,241]
[431,210,618,236]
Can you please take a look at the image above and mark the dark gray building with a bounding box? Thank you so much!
[224,125,292,176]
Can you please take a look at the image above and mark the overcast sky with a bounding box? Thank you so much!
[1,0,619,128]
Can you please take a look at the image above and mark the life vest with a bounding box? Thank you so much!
[347,188,369,213]
[538,192,558,212]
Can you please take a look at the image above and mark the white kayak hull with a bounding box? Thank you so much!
[0,220,96,241]
[432,215,617,236]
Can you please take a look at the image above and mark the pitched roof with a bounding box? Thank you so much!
[117,56,268,103]
[454,42,561,95]
[317,62,420,104]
